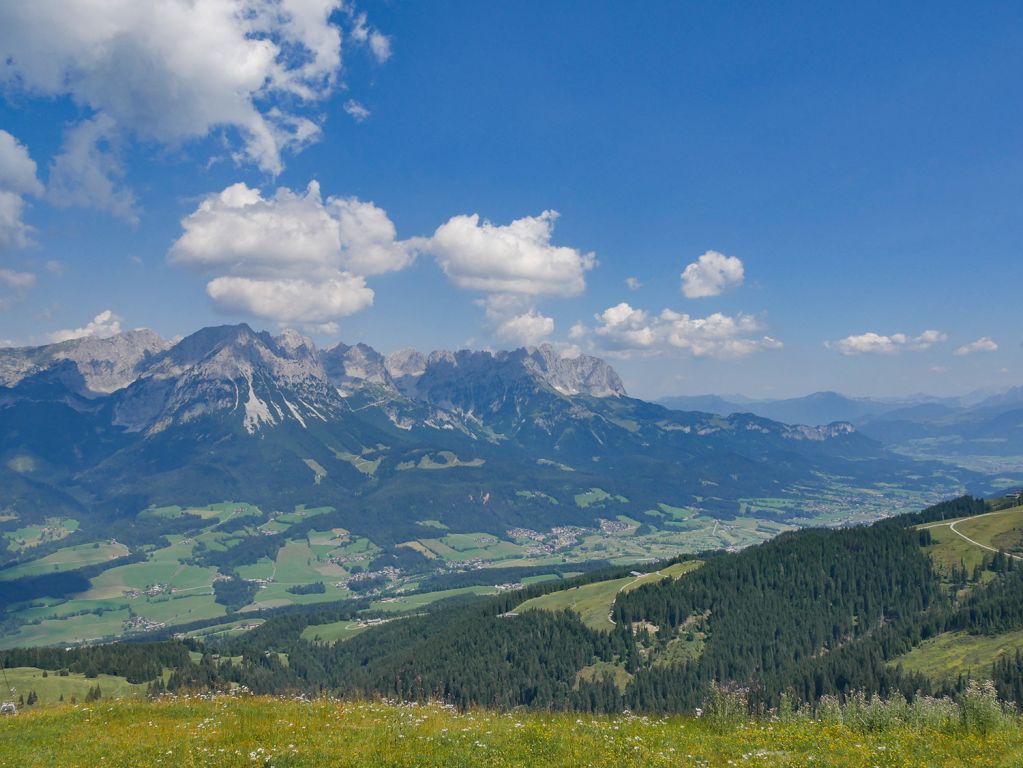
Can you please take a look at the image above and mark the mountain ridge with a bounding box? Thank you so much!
[0,324,979,559]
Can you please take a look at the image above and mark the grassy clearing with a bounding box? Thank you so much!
[0,667,145,705]
[516,561,701,631]
[4,517,78,551]
[0,610,132,649]
[536,457,574,471]
[397,451,485,470]
[182,618,265,640]
[369,586,496,614]
[1,696,1020,767]
[918,505,1023,576]
[144,503,262,523]
[955,506,1023,554]
[302,459,327,484]
[416,519,448,530]
[574,488,613,507]
[300,620,371,644]
[0,541,129,580]
[331,449,382,476]
[514,576,640,630]
[397,541,438,559]
[894,627,1023,681]
[575,660,633,692]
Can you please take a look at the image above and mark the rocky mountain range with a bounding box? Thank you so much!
[0,325,979,551]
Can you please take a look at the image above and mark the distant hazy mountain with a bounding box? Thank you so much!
[858,391,1023,462]
[661,386,1023,470]
[658,391,909,426]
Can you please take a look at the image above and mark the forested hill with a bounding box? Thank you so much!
[614,524,939,707]
[8,495,1023,714]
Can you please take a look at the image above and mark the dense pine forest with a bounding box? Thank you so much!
[7,495,1023,715]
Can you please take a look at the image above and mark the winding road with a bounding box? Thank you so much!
[920,510,1023,561]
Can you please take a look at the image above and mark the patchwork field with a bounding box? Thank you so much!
[0,483,963,649]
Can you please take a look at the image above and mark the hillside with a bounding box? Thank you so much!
[0,695,1019,768]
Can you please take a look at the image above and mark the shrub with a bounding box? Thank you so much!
[961,679,1013,734]
[702,683,749,729]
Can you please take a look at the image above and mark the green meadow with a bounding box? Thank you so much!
[1,696,1020,767]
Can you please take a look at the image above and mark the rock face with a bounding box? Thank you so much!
[1,330,626,426]
[783,423,857,441]
[522,344,626,397]
[384,347,427,380]
[111,324,345,434]
[0,330,170,395]
[323,342,393,391]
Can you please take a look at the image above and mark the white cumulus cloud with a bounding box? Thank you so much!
[207,275,373,325]
[592,302,782,359]
[827,330,948,355]
[954,337,998,356]
[0,1,388,214]
[493,309,555,347]
[478,294,555,347]
[169,181,413,326]
[568,322,588,340]
[625,276,642,290]
[47,310,123,343]
[680,250,744,298]
[0,131,44,198]
[0,130,43,253]
[417,209,595,347]
[423,210,595,297]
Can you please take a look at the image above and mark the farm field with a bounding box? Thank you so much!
[0,696,1019,768]
[515,560,702,631]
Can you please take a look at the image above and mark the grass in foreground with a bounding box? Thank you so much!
[2,694,1022,767]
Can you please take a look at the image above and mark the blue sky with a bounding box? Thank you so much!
[0,1,1021,399]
